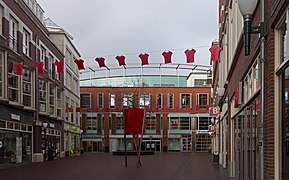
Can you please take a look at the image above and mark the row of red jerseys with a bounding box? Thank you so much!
[13,61,64,75]
[93,47,221,69]
[67,104,211,113]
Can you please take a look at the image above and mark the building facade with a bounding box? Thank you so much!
[80,75,214,153]
[214,0,289,179]
[44,18,81,156]
[0,0,66,163]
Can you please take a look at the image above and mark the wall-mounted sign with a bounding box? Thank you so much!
[49,123,55,128]
[11,114,20,121]
[209,107,219,116]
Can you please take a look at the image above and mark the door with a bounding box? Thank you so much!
[181,135,192,152]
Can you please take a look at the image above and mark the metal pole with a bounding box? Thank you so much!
[260,1,265,179]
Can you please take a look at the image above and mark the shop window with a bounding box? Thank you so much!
[109,93,115,109]
[8,61,20,102]
[139,93,150,108]
[39,79,47,112]
[49,84,55,115]
[0,120,6,128]
[80,93,92,108]
[115,115,124,134]
[56,88,62,118]
[23,69,32,107]
[98,93,104,109]
[168,93,174,109]
[156,93,163,108]
[0,51,3,98]
[7,122,13,129]
[180,94,191,109]
[22,28,30,56]
[9,16,18,51]
[197,94,208,108]
[180,117,190,130]
[122,93,133,108]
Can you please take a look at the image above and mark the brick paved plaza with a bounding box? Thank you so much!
[0,152,229,180]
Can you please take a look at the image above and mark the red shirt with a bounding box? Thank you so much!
[139,53,149,65]
[95,57,106,68]
[54,61,64,73]
[185,49,196,63]
[162,51,173,64]
[14,63,22,75]
[209,46,221,61]
[35,62,44,74]
[74,59,85,70]
[115,55,126,66]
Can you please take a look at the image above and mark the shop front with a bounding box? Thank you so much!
[0,120,33,163]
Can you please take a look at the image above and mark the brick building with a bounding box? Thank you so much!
[80,73,213,153]
[215,0,289,179]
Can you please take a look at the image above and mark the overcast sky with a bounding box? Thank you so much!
[37,0,218,71]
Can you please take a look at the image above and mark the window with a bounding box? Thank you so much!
[22,29,30,56]
[48,54,53,78]
[170,117,179,129]
[9,16,18,51]
[66,71,71,89]
[98,93,104,108]
[71,100,74,123]
[0,51,3,97]
[65,96,69,121]
[23,69,32,107]
[109,93,115,109]
[49,84,55,115]
[8,61,20,102]
[0,6,3,35]
[76,103,79,125]
[80,93,92,108]
[198,117,209,131]
[194,79,207,87]
[168,93,174,109]
[122,93,133,108]
[197,94,208,108]
[39,46,46,69]
[39,79,47,112]
[156,93,163,108]
[86,113,98,133]
[180,94,191,108]
[180,117,190,130]
[139,93,150,108]
[73,78,77,93]
[145,113,156,134]
[56,88,62,117]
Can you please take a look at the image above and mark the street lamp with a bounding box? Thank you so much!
[238,0,267,55]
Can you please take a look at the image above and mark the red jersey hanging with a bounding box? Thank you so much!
[124,108,145,134]
[14,63,22,75]
[209,46,221,61]
[54,61,64,73]
[185,49,196,63]
[74,59,85,70]
[162,51,173,64]
[95,57,106,68]
[115,55,126,66]
[139,53,149,65]
[35,62,44,74]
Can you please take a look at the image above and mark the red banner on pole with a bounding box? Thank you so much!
[124,108,145,134]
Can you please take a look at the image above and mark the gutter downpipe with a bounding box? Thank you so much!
[260,0,265,179]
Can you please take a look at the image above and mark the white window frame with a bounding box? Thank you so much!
[22,68,33,108]
[49,83,55,115]
[122,93,133,108]
[56,88,62,118]
[9,16,18,51]
[98,93,104,109]
[109,93,115,109]
[0,51,3,98]
[39,46,46,69]
[156,93,163,109]
[8,61,20,103]
[39,79,47,113]
[180,93,192,109]
[22,28,30,56]
[168,93,174,109]
[197,93,209,108]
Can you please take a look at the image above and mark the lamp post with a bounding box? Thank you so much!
[238,0,265,179]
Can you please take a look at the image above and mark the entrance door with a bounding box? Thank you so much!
[181,135,192,152]
[92,141,102,152]
[141,140,161,153]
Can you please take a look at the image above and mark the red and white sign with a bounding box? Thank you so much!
[209,107,219,116]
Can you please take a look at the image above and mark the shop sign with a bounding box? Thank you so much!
[209,107,219,116]
[11,113,20,121]
[49,123,55,128]
[71,125,77,131]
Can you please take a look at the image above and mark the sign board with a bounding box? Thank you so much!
[209,107,219,116]
[11,114,20,121]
